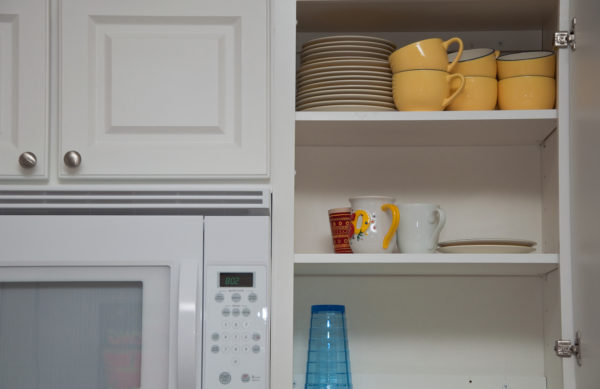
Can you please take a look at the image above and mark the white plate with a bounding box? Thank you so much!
[298,58,390,72]
[301,43,393,57]
[297,93,393,106]
[297,99,395,111]
[300,104,396,112]
[303,52,390,64]
[303,35,396,51]
[297,74,393,88]
[303,40,397,53]
[297,88,392,100]
[297,80,392,93]
[297,67,392,80]
[438,238,537,247]
[437,245,537,254]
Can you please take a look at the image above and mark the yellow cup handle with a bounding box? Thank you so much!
[352,210,370,235]
[443,73,465,109]
[443,37,464,73]
[381,204,399,250]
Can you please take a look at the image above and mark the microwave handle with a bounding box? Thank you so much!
[178,260,199,389]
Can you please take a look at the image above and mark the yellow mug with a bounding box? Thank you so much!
[392,70,465,111]
[447,76,498,111]
[498,75,556,110]
[497,51,556,79]
[448,48,499,77]
[388,37,464,73]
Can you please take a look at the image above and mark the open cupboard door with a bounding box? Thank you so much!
[560,0,600,386]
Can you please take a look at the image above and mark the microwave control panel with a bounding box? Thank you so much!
[203,265,268,388]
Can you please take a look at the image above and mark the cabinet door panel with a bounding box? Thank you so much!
[566,0,600,385]
[0,0,48,179]
[59,0,268,178]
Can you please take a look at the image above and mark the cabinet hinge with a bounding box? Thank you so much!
[554,17,576,50]
[554,331,582,366]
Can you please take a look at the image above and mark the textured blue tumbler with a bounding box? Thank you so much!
[305,305,352,389]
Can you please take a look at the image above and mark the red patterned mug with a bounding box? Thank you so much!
[328,208,354,253]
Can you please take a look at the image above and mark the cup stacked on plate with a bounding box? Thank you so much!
[496,51,556,110]
[296,35,396,111]
[388,37,466,111]
[446,48,500,110]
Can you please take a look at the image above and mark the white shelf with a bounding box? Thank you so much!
[296,110,557,146]
[294,253,559,276]
[297,0,555,32]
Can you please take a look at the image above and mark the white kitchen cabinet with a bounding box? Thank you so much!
[267,0,600,388]
[58,0,269,179]
[1,0,269,180]
[0,0,48,179]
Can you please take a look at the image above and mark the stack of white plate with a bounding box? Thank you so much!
[297,35,396,111]
[437,239,537,254]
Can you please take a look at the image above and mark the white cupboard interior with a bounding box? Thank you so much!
[293,0,563,388]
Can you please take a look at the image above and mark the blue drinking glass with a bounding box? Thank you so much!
[305,305,352,389]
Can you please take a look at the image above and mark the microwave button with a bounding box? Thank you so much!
[231,293,242,303]
[222,307,231,317]
[222,332,231,341]
[242,308,251,317]
[252,345,261,354]
[241,374,251,383]
[248,292,258,303]
[211,345,220,353]
[242,332,250,341]
[232,308,241,317]
[232,345,240,353]
[252,332,261,341]
[215,293,225,303]
[222,321,230,329]
[219,372,232,385]
[212,332,220,341]
[233,333,240,341]
[232,321,241,329]
[243,321,250,328]
[243,345,250,353]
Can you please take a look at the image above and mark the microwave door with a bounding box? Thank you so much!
[0,265,171,389]
[0,215,205,389]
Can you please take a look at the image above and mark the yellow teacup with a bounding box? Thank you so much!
[392,70,465,111]
[498,75,556,110]
[447,76,498,111]
[448,48,499,77]
[388,37,464,73]
[497,51,556,79]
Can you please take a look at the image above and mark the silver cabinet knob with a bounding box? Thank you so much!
[63,150,82,168]
[19,152,37,168]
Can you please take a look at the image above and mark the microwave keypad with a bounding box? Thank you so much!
[205,266,268,388]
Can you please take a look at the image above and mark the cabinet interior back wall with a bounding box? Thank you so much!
[293,271,562,389]
[295,142,558,254]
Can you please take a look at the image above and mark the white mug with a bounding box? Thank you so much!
[396,203,446,253]
[349,196,400,253]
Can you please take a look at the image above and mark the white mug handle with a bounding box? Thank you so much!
[429,208,446,251]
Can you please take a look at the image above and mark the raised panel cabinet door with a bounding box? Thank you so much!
[59,0,268,178]
[0,0,48,179]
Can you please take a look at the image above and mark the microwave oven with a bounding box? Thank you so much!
[0,186,271,389]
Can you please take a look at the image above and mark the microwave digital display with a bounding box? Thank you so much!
[219,272,253,287]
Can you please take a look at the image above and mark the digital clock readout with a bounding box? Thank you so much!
[219,272,253,287]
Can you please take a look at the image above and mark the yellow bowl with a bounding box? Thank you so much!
[498,75,556,110]
[497,51,556,79]
[447,76,497,111]
[389,37,463,73]
[448,48,498,77]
